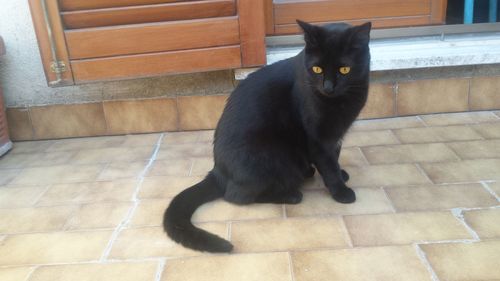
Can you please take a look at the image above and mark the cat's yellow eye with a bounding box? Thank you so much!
[339,66,351,75]
[312,66,323,74]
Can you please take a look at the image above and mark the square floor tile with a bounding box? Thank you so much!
[11,165,105,185]
[471,122,500,139]
[65,202,131,230]
[351,116,425,131]
[362,143,459,164]
[421,240,500,281]
[420,159,500,183]
[98,162,147,180]
[345,164,431,187]
[292,246,432,281]
[0,205,76,234]
[344,212,471,246]
[394,126,483,143]
[0,186,48,208]
[420,111,499,126]
[463,209,500,239]
[231,217,349,252]
[0,267,33,281]
[385,183,498,211]
[161,252,291,281]
[0,231,112,265]
[36,180,137,206]
[0,169,22,186]
[29,262,158,281]
[147,159,193,177]
[447,139,500,159]
[342,130,400,147]
[193,199,283,222]
[139,176,203,199]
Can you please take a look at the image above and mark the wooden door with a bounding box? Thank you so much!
[29,0,266,85]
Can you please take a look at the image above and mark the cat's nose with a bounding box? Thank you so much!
[323,80,334,93]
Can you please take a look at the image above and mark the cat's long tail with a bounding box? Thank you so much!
[163,172,233,253]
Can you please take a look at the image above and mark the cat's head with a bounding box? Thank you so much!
[297,20,371,98]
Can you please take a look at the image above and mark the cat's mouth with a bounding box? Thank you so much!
[317,88,336,98]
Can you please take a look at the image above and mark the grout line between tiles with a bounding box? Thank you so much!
[451,208,480,241]
[380,186,396,213]
[480,181,500,202]
[22,266,38,281]
[339,216,353,248]
[287,252,296,281]
[416,115,429,127]
[99,133,165,262]
[414,163,434,184]
[282,204,287,219]
[187,159,195,177]
[31,185,52,207]
[414,244,441,281]
[355,146,371,165]
[227,221,232,242]
[154,258,167,281]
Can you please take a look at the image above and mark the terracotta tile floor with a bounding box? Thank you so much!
[1,111,500,281]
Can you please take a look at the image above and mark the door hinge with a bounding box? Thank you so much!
[50,60,66,74]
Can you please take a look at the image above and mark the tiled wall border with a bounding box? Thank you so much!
[5,75,500,141]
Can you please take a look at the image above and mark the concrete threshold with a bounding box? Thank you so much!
[235,32,500,80]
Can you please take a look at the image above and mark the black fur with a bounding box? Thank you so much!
[163,20,371,253]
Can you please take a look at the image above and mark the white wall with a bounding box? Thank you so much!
[0,0,234,107]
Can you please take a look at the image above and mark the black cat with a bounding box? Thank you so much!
[163,20,371,253]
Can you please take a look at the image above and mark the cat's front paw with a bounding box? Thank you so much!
[331,187,356,203]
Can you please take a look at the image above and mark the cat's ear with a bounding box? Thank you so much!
[297,20,322,49]
[350,22,372,47]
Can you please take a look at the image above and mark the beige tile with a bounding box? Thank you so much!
[10,140,55,154]
[464,209,500,239]
[37,180,137,206]
[6,108,33,141]
[0,267,33,281]
[190,157,213,176]
[421,240,500,281]
[139,176,204,199]
[0,230,112,265]
[394,126,484,143]
[163,131,203,144]
[470,76,500,110]
[397,78,469,115]
[342,130,400,147]
[70,147,153,164]
[0,186,48,208]
[231,217,349,252]
[292,246,431,281]
[351,116,425,131]
[29,262,157,281]
[47,136,125,152]
[496,110,500,118]
[110,224,227,259]
[30,103,106,139]
[129,199,168,227]
[103,98,177,134]
[344,212,471,246]
[339,147,368,166]
[193,199,283,222]
[0,169,22,186]
[301,173,325,190]
[420,159,500,183]
[147,159,192,177]
[0,151,74,169]
[156,143,212,160]
[420,111,499,126]
[345,164,431,187]
[448,139,500,159]
[11,164,105,185]
[120,133,160,147]
[471,122,500,139]
[286,188,393,217]
[386,183,498,211]
[65,202,131,230]
[358,83,395,119]
[197,130,215,143]
[362,143,459,164]
[0,205,76,234]
[97,161,147,180]
[177,95,228,130]
[162,252,291,281]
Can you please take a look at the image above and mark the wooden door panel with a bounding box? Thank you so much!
[71,46,242,83]
[65,17,240,59]
[274,0,431,25]
[59,0,197,11]
[61,0,236,29]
